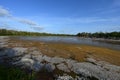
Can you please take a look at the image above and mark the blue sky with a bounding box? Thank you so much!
[0,0,120,34]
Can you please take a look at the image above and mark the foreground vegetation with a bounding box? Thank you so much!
[0,65,35,80]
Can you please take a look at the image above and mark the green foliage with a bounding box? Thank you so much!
[76,32,120,39]
[0,29,119,39]
[0,29,72,36]
[0,65,35,80]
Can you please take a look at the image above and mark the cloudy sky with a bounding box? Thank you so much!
[0,0,120,34]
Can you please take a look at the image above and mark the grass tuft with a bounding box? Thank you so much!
[0,65,36,80]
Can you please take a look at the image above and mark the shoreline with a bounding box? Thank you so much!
[0,36,120,80]
[17,36,120,51]
[7,36,120,65]
[92,38,120,45]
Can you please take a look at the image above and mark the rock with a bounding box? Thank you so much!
[8,47,26,57]
[0,47,6,56]
[57,74,73,80]
[66,59,77,69]
[48,57,65,64]
[13,47,27,54]
[86,58,96,64]
[22,54,31,59]
[72,61,120,80]
[42,56,65,64]
[0,37,120,80]
[0,47,26,58]
[33,62,44,72]
[33,55,44,62]
[20,58,34,68]
[45,63,55,72]
[57,63,70,72]
[0,36,9,47]
[29,50,42,55]
[42,55,51,62]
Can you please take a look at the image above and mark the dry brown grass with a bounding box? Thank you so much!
[7,37,120,66]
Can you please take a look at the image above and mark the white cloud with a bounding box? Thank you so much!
[46,17,118,24]
[19,19,36,26]
[0,6,10,17]
[0,6,43,31]
[14,18,37,26]
[67,17,109,23]
[30,26,43,31]
[12,17,43,31]
[0,23,9,29]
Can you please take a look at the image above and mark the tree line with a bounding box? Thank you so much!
[0,29,120,39]
[0,29,72,36]
[76,32,120,39]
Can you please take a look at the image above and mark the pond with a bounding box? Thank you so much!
[19,36,120,50]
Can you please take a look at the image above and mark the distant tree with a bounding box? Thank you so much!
[76,31,120,39]
[0,29,73,36]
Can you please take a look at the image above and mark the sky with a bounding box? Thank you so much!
[0,0,120,34]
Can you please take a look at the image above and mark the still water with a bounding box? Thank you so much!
[19,36,120,50]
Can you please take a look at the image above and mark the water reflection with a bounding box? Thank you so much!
[19,36,120,50]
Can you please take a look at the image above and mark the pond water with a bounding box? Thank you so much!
[19,36,120,50]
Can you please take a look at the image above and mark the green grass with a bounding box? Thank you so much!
[0,65,36,80]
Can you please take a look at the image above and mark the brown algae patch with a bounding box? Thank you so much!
[7,37,120,66]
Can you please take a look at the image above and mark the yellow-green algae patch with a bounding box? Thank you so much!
[7,37,120,66]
